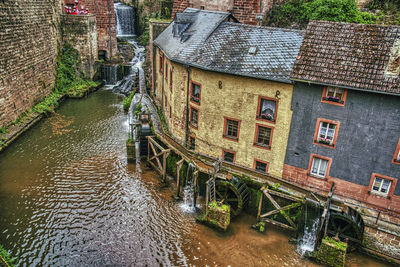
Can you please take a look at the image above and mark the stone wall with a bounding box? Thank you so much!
[364,225,400,261]
[62,15,98,79]
[0,0,62,128]
[64,0,117,59]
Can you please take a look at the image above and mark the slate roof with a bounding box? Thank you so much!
[154,9,305,84]
[291,20,400,95]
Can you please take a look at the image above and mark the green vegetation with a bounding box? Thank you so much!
[0,244,16,267]
[123,90,136,112]
[264,0,378,28]
[0,128,6,134]
[369,0,400,25]
[156,106,170,135]
[208,200,230,212]
[9,43,99,127]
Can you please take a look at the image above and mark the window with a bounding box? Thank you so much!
[165,63,168,81]
[190,82,201,105]
[321,87,347,106]
[372,177,391,196]
[170,68,173,90]
[222,149,235,163]
[254,159,268,174]
[159,54,163,73]
[223,117,241,141]
[310,157,329,178]
[254,124,273,149]
[189,136,195,150]
[393,138,400,165]
[169,105,172,119]
[190,106,198,128]
[369,173,397,198]
[313,119,340,148]
[257,96,278,123]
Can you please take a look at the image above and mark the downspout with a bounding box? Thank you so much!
[184,65,191,148]
[107,0,113,59]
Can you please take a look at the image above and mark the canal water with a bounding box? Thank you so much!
[0,89,389,266]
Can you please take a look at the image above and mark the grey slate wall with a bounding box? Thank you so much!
[285,82,400,195]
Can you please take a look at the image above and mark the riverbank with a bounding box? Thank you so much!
[0,82,102,153]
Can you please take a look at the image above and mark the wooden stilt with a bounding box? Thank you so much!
[257,186,264,221]
[205,179,210,213]
[175,159,184,198]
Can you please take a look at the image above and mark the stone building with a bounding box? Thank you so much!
[64,0,117,59]
[286,21,400,259]
[153,8,304,177]
[171,0,285,25]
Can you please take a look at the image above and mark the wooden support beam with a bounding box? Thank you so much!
[257,189,264,221]
[162,151,167,183]
[261,218,297,232]
[260,202,301,218]
[262,189,297,229]
[266,189,304,203]
[205,179,209,213]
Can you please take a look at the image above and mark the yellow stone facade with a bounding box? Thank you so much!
[154,48,294,178]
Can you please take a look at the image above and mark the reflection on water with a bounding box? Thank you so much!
[0,89,390,266]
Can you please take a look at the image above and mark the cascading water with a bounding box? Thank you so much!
[297,198,322,256]
[180,163,199,213]
[115,2,135,37]
[102,64,119,85]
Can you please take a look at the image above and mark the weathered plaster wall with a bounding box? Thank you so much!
[156,48,294,177]
[62,15,98,79]
[64,0,117,59]
[0,0,62,128]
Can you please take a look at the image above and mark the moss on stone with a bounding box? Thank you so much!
[315,236,347,267]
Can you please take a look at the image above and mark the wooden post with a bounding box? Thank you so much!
[193,170,199,207]
[205,179,209,213]
[257,186,264,221]
[162,151,167,183]
[175,159,184,198]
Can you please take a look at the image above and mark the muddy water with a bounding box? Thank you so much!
[0,89,389,266]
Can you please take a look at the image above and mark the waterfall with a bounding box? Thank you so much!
[297,198,321,256]
[114,3,135,37]
[102,65,118,85]
[180,163,198,213]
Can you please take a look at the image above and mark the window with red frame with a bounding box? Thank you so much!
[254,160,268,173]
[257,97,277,122]
[310,157,329,178]
[393,138,400,164]
[223,118,240,140]
[170,68,173,90]
[254,125,272,148]
[317,121,337,146]
[190,106,198,127]
[223,150,235,163]
[190,82,201,104]
[323,87,346,104]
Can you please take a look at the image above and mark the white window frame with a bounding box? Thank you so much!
[371,177,392,196]
[318,122,336,145]
[311,157,328,178]
[397,150,400,161]
[326,87,344,101]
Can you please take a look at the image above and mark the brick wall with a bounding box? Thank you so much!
[172,0,282,25]
[0,0,62,128]
[364,226,400,261]
[64,0,117,59]
[62,15,98,79]
[282,164,400,214]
